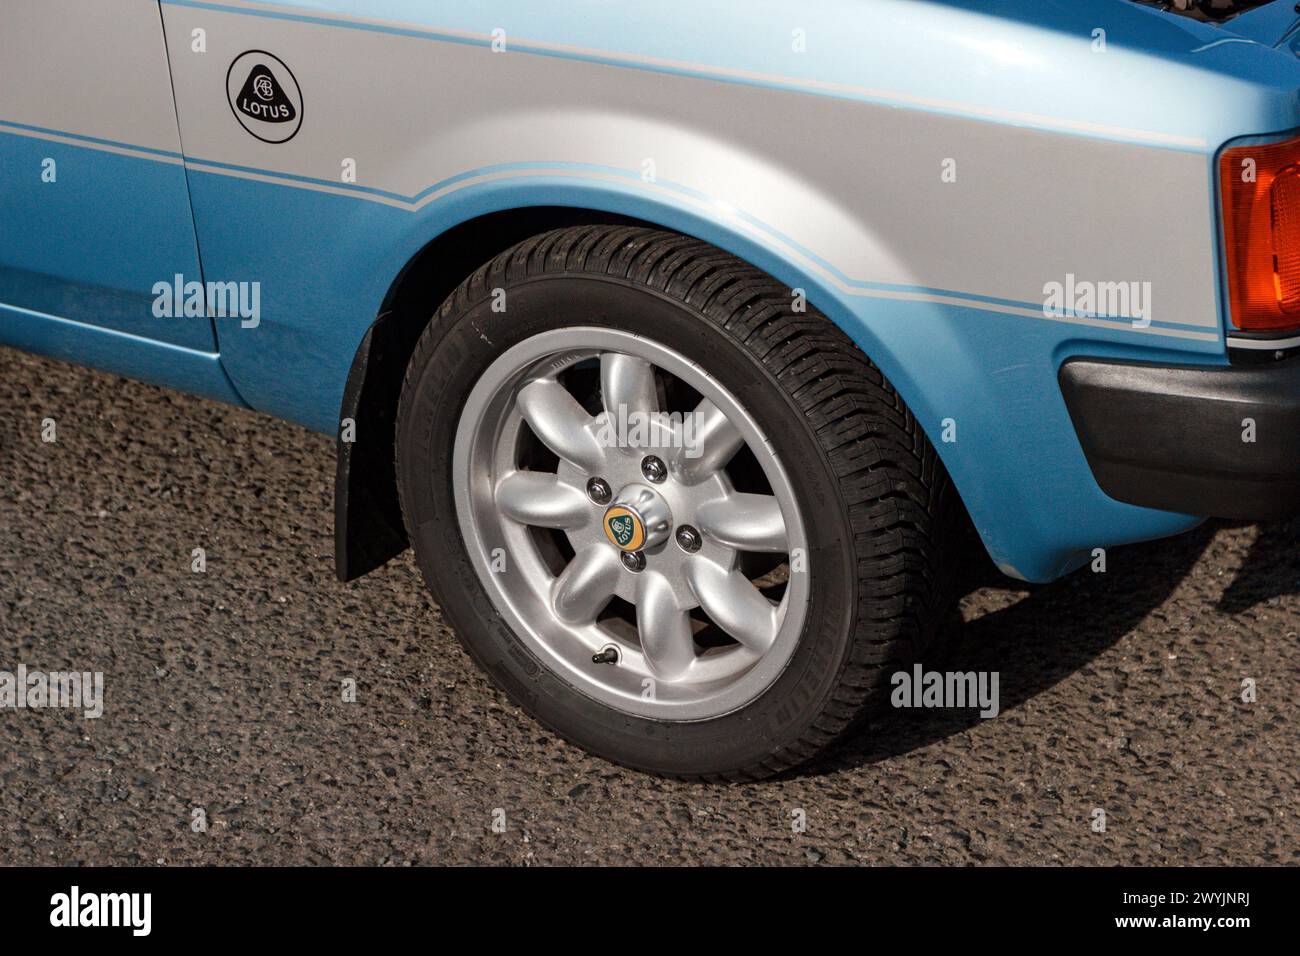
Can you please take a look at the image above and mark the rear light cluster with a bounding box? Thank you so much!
[1220,136,1300,333]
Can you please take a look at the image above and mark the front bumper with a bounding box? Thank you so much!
[1059,355,1300,521]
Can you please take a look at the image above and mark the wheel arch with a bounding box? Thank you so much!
[334,190,931,582]
[335,205,649,581]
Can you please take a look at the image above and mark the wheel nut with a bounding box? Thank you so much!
[641,455,667,483]
[620,550,646,573]
[675,525,702,553]
[587,477,612,504]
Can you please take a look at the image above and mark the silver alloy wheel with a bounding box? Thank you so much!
[453,327,808,720]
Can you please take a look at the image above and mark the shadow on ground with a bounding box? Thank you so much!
[810,513,1289,774]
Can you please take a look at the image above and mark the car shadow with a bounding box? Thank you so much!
[1216,515,1300,614]
[795,517,1227,777]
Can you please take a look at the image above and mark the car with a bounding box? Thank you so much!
[2,0,1298,780]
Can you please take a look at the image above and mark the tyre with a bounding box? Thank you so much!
[395,225,956,780]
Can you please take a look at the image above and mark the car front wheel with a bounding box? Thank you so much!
[395,225,956,780]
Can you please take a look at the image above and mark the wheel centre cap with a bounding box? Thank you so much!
[603,483,672,552]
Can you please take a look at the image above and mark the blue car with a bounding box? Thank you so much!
[2,0,1297,778]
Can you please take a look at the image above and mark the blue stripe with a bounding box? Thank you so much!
[186,155,414,202]
[0,120,182,159]
[163,0,496,50]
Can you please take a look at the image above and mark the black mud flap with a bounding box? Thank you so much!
[335,315,411,581]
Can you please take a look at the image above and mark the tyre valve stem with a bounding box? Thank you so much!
[592,647,620,665]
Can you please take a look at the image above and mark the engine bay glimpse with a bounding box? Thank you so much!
[1129,0,1278,21]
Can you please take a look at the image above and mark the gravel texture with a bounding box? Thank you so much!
[1,346,1296,866]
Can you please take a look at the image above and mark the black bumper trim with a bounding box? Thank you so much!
[1059,355,1300,521]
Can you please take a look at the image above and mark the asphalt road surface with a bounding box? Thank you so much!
[1,345,1296,866]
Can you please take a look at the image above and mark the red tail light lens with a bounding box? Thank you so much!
[1220,137,1300,333]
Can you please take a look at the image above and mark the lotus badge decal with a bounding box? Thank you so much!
[603,507,645,551]
[226,50,303,144]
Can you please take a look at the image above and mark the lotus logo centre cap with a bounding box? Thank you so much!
[226,50,303,144]
[604,506,646,552]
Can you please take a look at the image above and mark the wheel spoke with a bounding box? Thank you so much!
[695,493,788,553]
[673,398,744,483]
[495,472,591,529]
[636,571,697,681]
[687,559,779,654]
[600,351,658,419]
[551,545,621,624]
[516,378,605,472]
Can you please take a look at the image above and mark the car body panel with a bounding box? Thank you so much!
[1221,2,1300,46]
[0,0,219,360]
[5,0,1299,581]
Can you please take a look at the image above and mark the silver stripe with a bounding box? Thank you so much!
[0,116,1220,344]
[0,0,190,153]
[158,4,1222,331]
[181,159,1219,342]
[1227,333,1300,350]
[170,0,1207,150]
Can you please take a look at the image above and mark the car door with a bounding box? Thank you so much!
[0,0,215,352]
